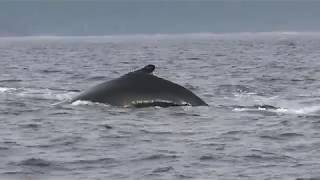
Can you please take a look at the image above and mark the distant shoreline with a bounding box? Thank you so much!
[0,31,320,39]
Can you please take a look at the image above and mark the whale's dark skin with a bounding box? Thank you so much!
[71,65,208,107]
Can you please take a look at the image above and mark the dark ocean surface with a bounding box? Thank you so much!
[1,32,320,179]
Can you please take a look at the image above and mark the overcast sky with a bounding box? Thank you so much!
[0,1,319,36]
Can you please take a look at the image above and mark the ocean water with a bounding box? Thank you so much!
[1,32,320,180]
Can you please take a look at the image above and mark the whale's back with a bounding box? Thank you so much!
[71,72,207,107]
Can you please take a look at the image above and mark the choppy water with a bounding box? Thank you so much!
[1,32,320,180]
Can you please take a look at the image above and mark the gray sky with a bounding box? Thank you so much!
[0,1,319,36]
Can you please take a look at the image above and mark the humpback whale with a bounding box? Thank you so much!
[71,65,208,108]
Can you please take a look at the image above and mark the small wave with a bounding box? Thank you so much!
[16,158,52,167]
[136,154,179,161]
[259,135,282,140]
[279,132,304,138]
[100,124,113,129]
[152,166,174,173]
[244,153,294,162]
[86,76,107,81]
[140,129,173,135]
[18,123,41,129]
[186,57,201,60]
[70,157,116,165]
[0,146,9,150]
[50,136,87,146]
[260,132,304,141]
[171,112,200,117]
[0,79,22,83]
[40,69,62,74]
[199,155,220,161]
[222,130,249,135]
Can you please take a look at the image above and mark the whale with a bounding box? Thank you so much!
[71,65,208,108]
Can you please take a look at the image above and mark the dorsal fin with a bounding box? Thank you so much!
[134,64,155,74]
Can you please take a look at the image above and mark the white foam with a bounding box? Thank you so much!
[71,100,94,106]
[55,92,77,101]
[233,92,258,98]
[15,88,77,101]
[286,106,320,115]
[273,108,289,113]
[71,100,109,107]
[233,105,320,115]
[233,93,279,105]
[0,87,16,93]
[233,108,250,112]
[0,86,78,102]
[233,107,288,114]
